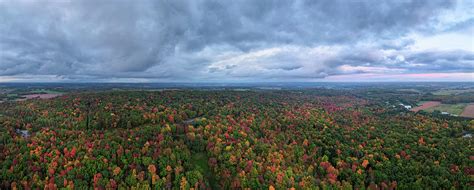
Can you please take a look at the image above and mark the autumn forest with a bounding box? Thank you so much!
[0,83,472,189]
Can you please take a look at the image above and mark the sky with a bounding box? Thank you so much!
[0,0,473,82]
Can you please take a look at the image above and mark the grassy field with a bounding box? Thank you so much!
[416,101,430,106]
[397,89,421,93]
[433,89,474,95]
[423,103,468,115]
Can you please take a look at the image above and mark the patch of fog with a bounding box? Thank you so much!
[399,103,412,109]
[462,131,472,138]
[182,117,206,125]
[182,118,196,125]
[16,129,30,138]
[257,87,282,90]
[233,89,250,91]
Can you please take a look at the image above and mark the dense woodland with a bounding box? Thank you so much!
[0,90,472,189]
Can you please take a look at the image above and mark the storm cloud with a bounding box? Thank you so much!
[0,0,473,82]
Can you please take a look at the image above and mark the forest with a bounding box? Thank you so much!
[0,89,472,189]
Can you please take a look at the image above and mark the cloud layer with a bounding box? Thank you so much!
[1,0,473,82]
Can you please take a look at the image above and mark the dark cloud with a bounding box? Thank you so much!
[403,50,474,72]
[0,0,472,81]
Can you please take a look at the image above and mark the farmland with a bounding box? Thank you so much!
[411,101,441,112]
[433,89,474,96]
[461,104,474,118]
[412,101,474,118]
[422,103,468,115]
[0,86,64,102]
[0,83,472,189]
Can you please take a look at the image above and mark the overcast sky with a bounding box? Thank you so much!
[0,0,473,82]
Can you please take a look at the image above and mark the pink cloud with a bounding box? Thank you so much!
[324,72,474,82]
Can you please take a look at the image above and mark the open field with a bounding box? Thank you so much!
[1,89,64,102]
[411,100,474,117]
[21,93,62,100]
[412,101,472,116]
[396,88,421,93]
[460,104,474,118]
[423,103,468,115]
[411,101,441,112]
[433,89,474,95]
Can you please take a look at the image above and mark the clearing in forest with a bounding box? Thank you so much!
[460,104,474,118]
[411,101,441,112]
[422,103,467,115]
